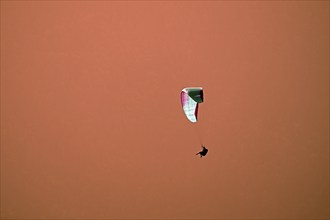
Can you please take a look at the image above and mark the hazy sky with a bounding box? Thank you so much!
[1,1,329,219]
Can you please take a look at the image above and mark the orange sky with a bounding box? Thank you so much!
[1,1,329,219]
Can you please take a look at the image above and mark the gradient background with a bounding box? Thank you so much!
[1,1,329,219]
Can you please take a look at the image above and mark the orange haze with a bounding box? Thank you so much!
[1,1,329,219]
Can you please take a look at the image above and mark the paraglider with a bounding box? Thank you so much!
[196,145,208,158]
[180,87,208,158]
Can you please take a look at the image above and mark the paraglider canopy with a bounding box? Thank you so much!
[180,87,203,123]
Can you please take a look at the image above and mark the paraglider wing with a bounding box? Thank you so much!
[181,87,203,123]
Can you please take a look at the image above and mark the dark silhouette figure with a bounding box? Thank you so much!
[196,145,208,158]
